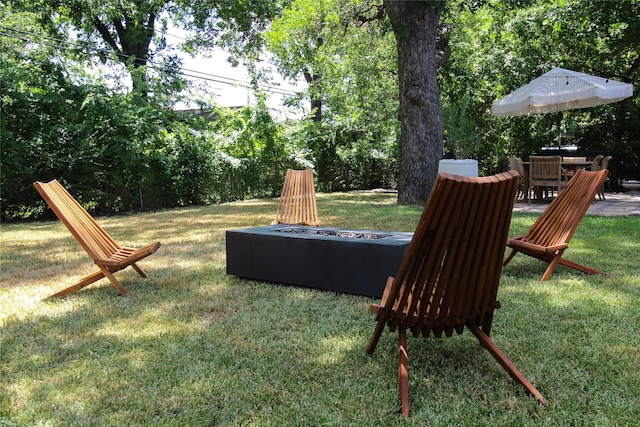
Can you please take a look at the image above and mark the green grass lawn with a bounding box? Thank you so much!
[1,191,639,426]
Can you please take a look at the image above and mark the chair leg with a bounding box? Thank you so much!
[367,317,387,355]
[503,249,517,267]
[557,257,605,276]
[467,323,548,405]
[131,263,148,278]
[541,253,564,281]
[398,328,410,417]
[540,249,605,281]
[49,270,106,298]
[97,265,128,296]
[367,277,395,355]
[50,263,151,298]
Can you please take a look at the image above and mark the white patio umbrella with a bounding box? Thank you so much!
[492,67,633,117]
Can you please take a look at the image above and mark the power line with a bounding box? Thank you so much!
[144,21,279,67]
[0,25,301,97]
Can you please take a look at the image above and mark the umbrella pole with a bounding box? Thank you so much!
[556,110,562,148]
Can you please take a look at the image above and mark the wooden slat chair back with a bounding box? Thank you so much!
[503,168,608,281]
[598,155,612,200]
[562,156,587,179]
[34,179,161,297]
[367,170,547,417]
[529,155,565,201]
[508,157,519,172]
[561,156,587,163]
[590,155,604,200]
[272,168,320,226]
[590,154,604,172]
[508,157,527,200]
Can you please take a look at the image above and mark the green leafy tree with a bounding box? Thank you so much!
[19,0,284,99]
[17,0,175,99]
[1,3,302,220]
[204,100,292,201]
[0,5,98,218]
[266,0,327,122]
[270,0,450,201]
[437,1,514,174]
[266,0,400,190]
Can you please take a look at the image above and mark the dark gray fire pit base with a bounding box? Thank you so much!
[226,225,413,298]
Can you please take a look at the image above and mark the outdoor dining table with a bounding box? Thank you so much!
[520,159,593,201]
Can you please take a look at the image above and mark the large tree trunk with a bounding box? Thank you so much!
[304,70,323,122]
[304,35,324,123]
[384,1,444,205]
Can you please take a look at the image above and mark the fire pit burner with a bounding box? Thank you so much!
[278,228,390,240]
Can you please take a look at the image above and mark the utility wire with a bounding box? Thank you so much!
[0,25,301,97]
[141,21,279,67]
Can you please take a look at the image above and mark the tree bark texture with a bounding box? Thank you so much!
[384,1,444,204]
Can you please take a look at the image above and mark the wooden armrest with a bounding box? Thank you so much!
[508,238,568,254]
[96,242,161,268]
[370,304,382,315]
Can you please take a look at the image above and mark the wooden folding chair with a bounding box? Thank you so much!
[503,168,608,281]
[272,168,320,226]
[367,170,547,417]
[34,179,161,297]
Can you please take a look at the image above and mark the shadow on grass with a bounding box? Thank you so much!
[1,194,639,425]
[1,264,394,424]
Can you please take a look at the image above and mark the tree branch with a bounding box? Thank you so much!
[93,17,121,55]
[355,4,386,27]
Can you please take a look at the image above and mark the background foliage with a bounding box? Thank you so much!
[1,0,639,220]
[439,0,639,179]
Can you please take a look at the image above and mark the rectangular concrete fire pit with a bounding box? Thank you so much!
[226,225,413,298]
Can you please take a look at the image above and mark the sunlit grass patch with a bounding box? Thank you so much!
[1,191,639,425]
